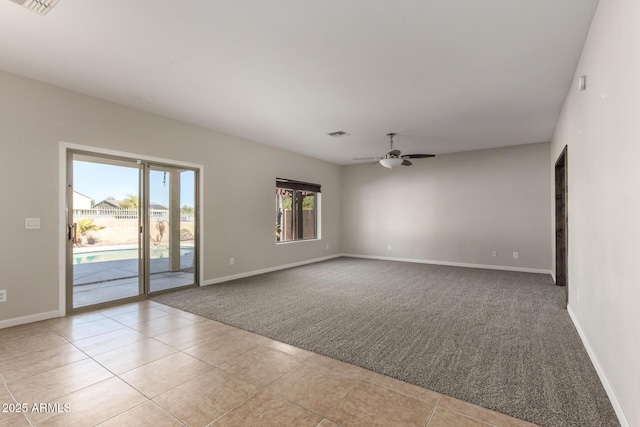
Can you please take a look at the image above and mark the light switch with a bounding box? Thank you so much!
[25,218,40,229]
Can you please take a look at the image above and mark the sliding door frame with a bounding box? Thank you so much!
[144,161,200,296]
[65,149,145,311]
[59,142,204,314]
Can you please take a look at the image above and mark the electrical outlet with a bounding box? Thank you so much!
[229,257,235,266]
[0,290,6,303]
[326,244,330,250]
[579,75,587,91]
[491,250,497,257]
[25,218,40,229]
[388,244,392,251]
[513,252,519,259]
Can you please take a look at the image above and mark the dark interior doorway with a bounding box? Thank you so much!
[555,146,568,307]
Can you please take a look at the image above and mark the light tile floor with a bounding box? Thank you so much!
[0,301,540,427]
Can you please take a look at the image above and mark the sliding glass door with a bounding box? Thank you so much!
[68,153,144,309]
[67,151,198,311]
[147,165,197,293]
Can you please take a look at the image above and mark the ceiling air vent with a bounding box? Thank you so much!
[8,0,60,15]
[328,131,349,138]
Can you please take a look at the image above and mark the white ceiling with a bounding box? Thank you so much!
[0,0,598,165]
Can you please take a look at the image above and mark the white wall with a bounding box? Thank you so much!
[342,142,551,272]
[0,71,342,324]
[550,1,639,425]
[73,191,92,209]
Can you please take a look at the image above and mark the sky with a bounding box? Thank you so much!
[73,161,195,208]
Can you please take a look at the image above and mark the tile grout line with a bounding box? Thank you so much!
[423,395,442,427]
[257,349,309,389]
[308,354,444,402]
[199,352,324,425]
[202,386,263,427]
[95,400,150,427]
[112,350,216,401]
[271,382,357,424]
[264,389,326,420]
[265,349,447,423]
[139,350,218,396]
[435,403,504,427]
[179,341,262,368]
[2,372,36,427]
[323,378,363,423]
[438,398,523,427]
[57,324,131,344]
[98,400,188,427]
[359,377,442,405]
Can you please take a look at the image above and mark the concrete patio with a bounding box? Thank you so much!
[73,251,195,308]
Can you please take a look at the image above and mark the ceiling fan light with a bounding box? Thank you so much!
[379,158,403,169]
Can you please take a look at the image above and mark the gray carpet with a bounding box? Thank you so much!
[152,257,619,427]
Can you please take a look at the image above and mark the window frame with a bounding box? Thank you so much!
[276,178,321,243]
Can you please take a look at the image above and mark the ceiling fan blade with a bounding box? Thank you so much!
[355,134,431,165]
[402,154,435,159]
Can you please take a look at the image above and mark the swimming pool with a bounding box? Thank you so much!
[73,247,193,264]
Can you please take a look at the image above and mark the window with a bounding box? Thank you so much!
[276,178,320,242]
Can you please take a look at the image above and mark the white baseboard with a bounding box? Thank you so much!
[342,253,553,276]
[567,306,630,427]
[0,310,60,330]
[203,253,552,288]
[201,254,342,286]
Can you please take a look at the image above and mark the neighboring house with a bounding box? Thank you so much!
[73,191,93,209]
[93,200,132,219]
[150,203,168,211]
[94,199,122,209]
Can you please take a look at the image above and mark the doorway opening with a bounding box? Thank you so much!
[66,150,199,312]
[555,146,568,307]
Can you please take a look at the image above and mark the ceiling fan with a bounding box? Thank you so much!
[354,133,435,168]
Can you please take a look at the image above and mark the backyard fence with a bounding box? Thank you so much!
[73,208,194,222]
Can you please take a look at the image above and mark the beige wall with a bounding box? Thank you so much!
[0,70,342,324]
[550,1,639,425]
[341,142,552,272]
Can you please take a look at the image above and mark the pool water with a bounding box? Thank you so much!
[73,247,193,264]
